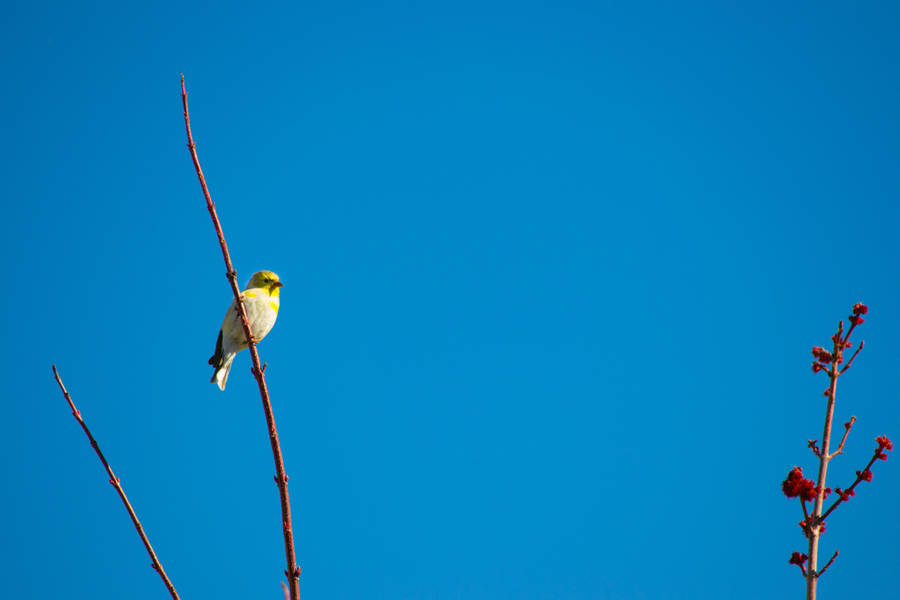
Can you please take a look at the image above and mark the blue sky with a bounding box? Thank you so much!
[3,1,899,598]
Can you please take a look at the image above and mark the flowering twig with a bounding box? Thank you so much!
[181,75,301,600]
[782,303,892,599]
[51,365,181,600]
[820,438,892,522]
[790,552,808,577]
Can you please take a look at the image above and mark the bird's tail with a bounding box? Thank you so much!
[209,331,235,391]
[210,353,236,391]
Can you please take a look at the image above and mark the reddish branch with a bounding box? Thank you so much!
[818,550,839,578]
[52,366,181,600]
[829,416,856,460]
[181,75,301,600]
[820,446,884,522]
[840,342,865,375]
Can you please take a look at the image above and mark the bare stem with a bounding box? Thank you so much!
[806,348,840,599]
[52,366,181,600]
[818,550,839,578]
[829,416,856,460]
[181,75,301,599]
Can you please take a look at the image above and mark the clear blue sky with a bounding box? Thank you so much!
[3,1,899,599]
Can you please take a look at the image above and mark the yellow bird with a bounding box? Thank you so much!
[209,270,283,390]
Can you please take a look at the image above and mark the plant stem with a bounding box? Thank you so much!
[181,75,301,600]
[52,366,181,600]
[806,353,840,599]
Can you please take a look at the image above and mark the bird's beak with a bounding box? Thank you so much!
[273,281,284,288]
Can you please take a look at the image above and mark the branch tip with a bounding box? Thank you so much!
[818,550,839,577]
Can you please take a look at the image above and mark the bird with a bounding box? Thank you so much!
[209,270,283,390]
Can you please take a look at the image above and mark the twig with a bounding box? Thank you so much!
[819,451,880,522]
[817,550,839,577]
[181,75,301,600]
[841,321,856,346]
[828,416,856,460]
[790,552,809,577]
[808,439,821,458]
[52,366,181,600]
[839,341,865,375]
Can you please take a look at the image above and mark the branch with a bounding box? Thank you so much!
[839,341,865,375]
[841,320,856,346]
[808,439,821,458]
[819,451,880,522]
[181,75,301,600]
[828,416,856,460]
[806,338,841,600]
[52,366,181,600]
[817,550,839,578]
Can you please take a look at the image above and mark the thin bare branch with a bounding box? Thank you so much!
[52,365,181,600]
[841,321,856,346]
[839,341,865,375]
[181,75,301,600]
[828,416,856,460]
[817,550,839,578]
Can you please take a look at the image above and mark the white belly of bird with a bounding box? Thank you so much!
[225,293,279,348]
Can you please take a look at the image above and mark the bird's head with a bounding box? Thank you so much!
[247,270,283,296]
